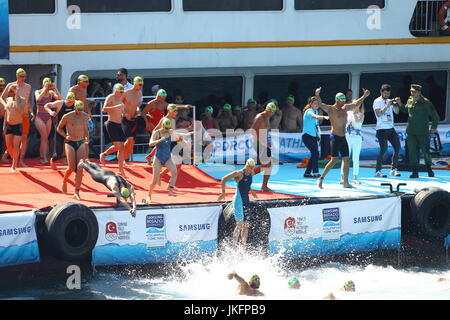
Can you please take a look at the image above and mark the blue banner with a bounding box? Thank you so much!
[0,0,9,59]
[445,234,450,248]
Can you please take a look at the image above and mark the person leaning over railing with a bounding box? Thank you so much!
[395,84,440,179]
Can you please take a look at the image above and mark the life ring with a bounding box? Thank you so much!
[439,1,450,34]
[410,187,450,241]
[44,202,99,261]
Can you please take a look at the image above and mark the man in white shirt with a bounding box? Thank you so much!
[373,84,401,177]
[115,68,133,90]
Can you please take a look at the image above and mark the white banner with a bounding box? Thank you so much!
[0,211,40,267]
[268,197,401,258]
[92,206,222,266]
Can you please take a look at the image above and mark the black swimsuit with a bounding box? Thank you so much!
[6,123,23,137]
[65,139,85,151]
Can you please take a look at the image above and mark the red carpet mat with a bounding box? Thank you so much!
[0,159,300,213]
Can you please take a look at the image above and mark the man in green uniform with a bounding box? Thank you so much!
[395,84,439,178]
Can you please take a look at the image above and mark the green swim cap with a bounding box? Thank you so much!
[269,98,278,105]
[344,280,355,289]
[205,106,213,113]
[120,187,130,199]
[223,104,231,110]
[335,92,346,102]
[247,98,257,105]
[246,158,256,167]
[162,117,172,128]
[157,89,167,97]
[288,277,299,288]
[167,104,177,112]
[233,105,241,110]
[249,274,260,282]
[266,102,277,112]
[287,95,295,102]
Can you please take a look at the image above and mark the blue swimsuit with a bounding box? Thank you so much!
[232,170,253,221]
[155,132,172,165]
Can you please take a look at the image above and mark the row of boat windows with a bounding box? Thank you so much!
[9,0,386,14]
[85,70,447,125]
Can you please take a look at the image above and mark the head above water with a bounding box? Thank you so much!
[249,274,260,289]
[288,277,300,289]
[343,280,355,291]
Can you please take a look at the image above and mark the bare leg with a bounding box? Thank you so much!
[99,144,118,164]
[74,144,87,200]
[341,157,354,188]
[317,157,338,189]
[232,222,242,246]
[165,160,178,196]
[115,142,126,176]
[8,135,21,172]
[261,162,273,192]
[240,221,249,247]
[63,143,76,194]
[124,137,135,160]
[19,133,28,167]
[146,158,162,203]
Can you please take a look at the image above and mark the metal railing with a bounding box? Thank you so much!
[410,0,447,36]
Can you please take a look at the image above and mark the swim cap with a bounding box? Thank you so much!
[343,280,355,290]
[249,274,260,282]
[167,104,177,113]
[66,92,76,102]
[223,104,231,110]
[133,76,144,85]
[157,89,167,97]
[266,102,277,112]
[74,100,85,110]
[269,99,278,105]
[288,277,300,288]
[246,158,256,167]
[205,106,213,113]
[0,78,5,85]
[335,92,346,102]
[42,77,52,85]
[120,187,130,199]
[16,68,26,76]
[247,98,257,105]
[114,83,125,92]
[233,105,241,110]
[287,95,295,102]
[77,74,89,83]
[162,117,172,128]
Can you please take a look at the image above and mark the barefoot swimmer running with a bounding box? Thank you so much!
[218,158,258,248]
[78,159,137,217]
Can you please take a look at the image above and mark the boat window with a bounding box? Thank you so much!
[183,0,283,11]
[295,0,385,10]
[9,0,56,14]
[360,71,448,124]
[409,1,450,37]
[253,73,350,126]
[66,0,171,13]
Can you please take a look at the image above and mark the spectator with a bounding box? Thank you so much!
[345,89,353,103]
[281,95,303,132]
[174,93,192,122]
[232,105,243,129]
[115,68,132,90]
[100,78,113,96]
[217,104,237,132]
[151,84,161,96]
[268,99,282,130]
[242,98,258,130]
[202,106,219,130]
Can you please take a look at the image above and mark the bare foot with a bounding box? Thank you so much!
[19,160,28,167]
[118,170,127,178]
[144,196,151,204]
[343,182,355,189]
[10,166,16,173]
[261,186,273,192]
[99,153,106,164]
[62,182,68,194]
[74,191,81,200]
[168,189,177,197]
[317,178,324,189]
[2,152,10,163]
[166,184,179,191]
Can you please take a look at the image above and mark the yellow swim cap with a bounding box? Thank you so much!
[77,74,89,83]
[162,117,172,128]
[246,158,256,167]
[266,102,277,112]
[167,104,177,113]
[0,78,5,85]
[66,92,76,102]
[114,83,125,92]
[74,100,85,110]
[42,77,52,85]
[120,187,130,199]
[16,68,26,76]
[133,76,144,85]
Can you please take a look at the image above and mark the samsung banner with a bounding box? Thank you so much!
[0,211,40,268]
[92,206,222,266]
[268,197,401,258]
[0,0,9,59]
[208,125,450,163]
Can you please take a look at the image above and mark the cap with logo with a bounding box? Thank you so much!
[42,77,52,85]
[77,74,89,83]
[157,89,167,97]
[223,103,231,110]
[249,274,260,282]
[266,102,277,112]
[74,100,85,110]
[16,68,26,76]
[205,106,214,113]
[66,92,76,102]
[335,92,346,102]
[410,84,422,92]
[133,76,144,85]
[114,83,125,92]
[246,158,256,167]
[167,104,177,113]
[162,117,172,128]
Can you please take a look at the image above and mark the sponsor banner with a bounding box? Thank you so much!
[268,197,401,258]
[0,0,9,59]
[0,211,40,268]
[207,125,450,163]
[92,206,221,266]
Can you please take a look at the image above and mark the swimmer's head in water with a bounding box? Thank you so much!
[205,106,213,114]
[120,187,130,199]
[343,280,355,291]
[245,158,256,167]
[133,76,144,85]
[16,68,26,76]
[157,89,167,97]
[114,83,125,93]
[266,102,277,112]
[77,74,89,83]
[249,274,260,289]
[66,92,76,102]
[335,92,346,102]
[288,277,300,289]
[167,104,177,113]
[223,103,231,110]
[162,117,172,129]
[74,100,85,110]
[42,77,52,86]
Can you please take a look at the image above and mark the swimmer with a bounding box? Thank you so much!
[227,272,264,297]
[343,280,355,292]
[78,159,137,217]
[142,88,168,134]
[288,277,301,289]
[145,118,193,203]
[122,76,144,160]
[218,158,258,248]
[56,100,90,200]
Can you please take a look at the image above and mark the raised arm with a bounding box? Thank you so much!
[315,87,332,113]
[227,272,249,287]
[344,89,370,111]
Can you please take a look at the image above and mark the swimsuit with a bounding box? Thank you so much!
[232,170,253,222]
[155,131,172,165]
[122,117,138,138]
[80,161,130,191]
[65,139,85,151]
[36,96,53,123]
[6,123,23,136]
[106,121,126,142]
[329,134,349,157]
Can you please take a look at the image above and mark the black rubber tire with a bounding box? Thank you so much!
[410,187,450,241]
[44,202,99,261]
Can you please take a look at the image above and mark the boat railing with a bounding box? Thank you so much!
[409,0,447,36]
